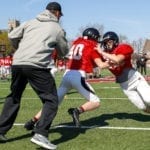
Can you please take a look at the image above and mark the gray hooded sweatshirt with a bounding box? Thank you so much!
[8,10,69,68]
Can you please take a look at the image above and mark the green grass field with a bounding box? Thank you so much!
[0,70,150,150]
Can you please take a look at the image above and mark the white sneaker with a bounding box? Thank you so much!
[31,133,57,150]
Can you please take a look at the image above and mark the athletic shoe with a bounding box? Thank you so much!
[0,134,7,143]
[24,119,35,130]
[31,133,57,150]
[68,108,81,127]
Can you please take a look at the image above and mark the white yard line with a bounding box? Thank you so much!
[14,123,150,131]
[0,86,120,90]
[63,97,128,100]
[20,97,128,100]
[52,125,150,131]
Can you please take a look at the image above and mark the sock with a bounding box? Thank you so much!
[32,117,38,123]
[78,106,85,114]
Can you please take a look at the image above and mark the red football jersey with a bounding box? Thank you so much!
[0,57,5,66]
[107,44,133,76]
[4,56,13,66]
[67,37,101,73]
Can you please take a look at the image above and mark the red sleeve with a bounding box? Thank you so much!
[115,44,133,59]
[91,50,102,59]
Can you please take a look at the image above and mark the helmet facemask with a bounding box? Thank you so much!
[101,31,119,52]
[102,39,118,52]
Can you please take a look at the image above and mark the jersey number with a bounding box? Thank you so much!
[68,44,84,60]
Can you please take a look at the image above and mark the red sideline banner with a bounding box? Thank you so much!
[87,76,150,83]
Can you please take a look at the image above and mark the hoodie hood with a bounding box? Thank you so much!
[36,10,58,22]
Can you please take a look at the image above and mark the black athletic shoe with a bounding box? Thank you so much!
[0,134,7,143]
[68,108,81,127]
[24,119,36,130]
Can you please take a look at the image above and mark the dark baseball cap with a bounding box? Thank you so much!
[46,2,63,16]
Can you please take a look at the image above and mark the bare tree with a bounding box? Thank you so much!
[131,38,145,54]
[119,34,129,43]
[77,23,104,37]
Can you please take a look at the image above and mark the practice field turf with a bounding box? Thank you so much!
[0,71,150,150]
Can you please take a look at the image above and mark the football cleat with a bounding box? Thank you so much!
[24,119,36,130]
[68,108,81,127]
